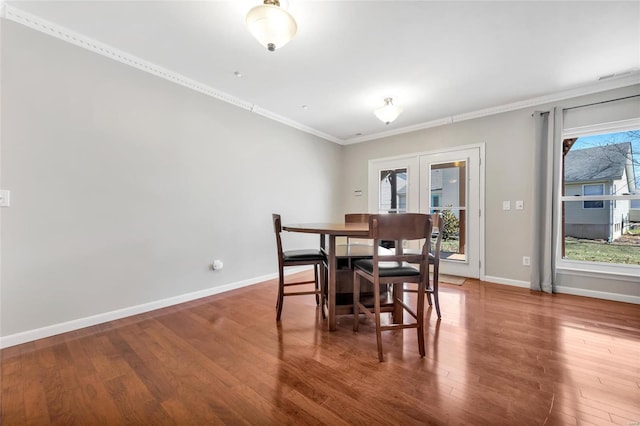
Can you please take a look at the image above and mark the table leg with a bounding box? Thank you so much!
[320,234,328,318]
[328,234,337,331]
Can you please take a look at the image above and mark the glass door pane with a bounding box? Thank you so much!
[430,161,467,261]
[379,168,408,213]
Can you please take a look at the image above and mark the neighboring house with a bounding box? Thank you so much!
[564,142,637,241]
[430,166,461,212]
[379,169,407,213]
[631,195,640,222]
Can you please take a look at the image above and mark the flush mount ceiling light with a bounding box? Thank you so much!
[374,97,402,125]
[245,0,297,52]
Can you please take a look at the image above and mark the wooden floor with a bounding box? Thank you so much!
[2,272,639,425]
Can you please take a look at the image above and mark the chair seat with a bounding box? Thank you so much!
[353,259,420,277]
[283,249,325,262]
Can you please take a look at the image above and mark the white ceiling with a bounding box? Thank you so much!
[5,0,640,144]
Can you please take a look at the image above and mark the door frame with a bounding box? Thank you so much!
[368,143,485,280]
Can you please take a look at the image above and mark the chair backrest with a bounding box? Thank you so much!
[369,213,432,241]
[272,213,284,263]
[345,213,372,246]
[369,214,433,269]
[345,213,371,224]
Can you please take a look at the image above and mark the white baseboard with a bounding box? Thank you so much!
[554,285,640,305]
[0,267,310,349]
[483,275,531,288]
[483,275,640,304]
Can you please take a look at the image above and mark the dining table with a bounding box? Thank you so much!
[282,221,374,331]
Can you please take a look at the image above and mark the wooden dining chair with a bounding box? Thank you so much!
[402,212,444,318]
[352,213,433,361]
[272,214,326,321]
[344,213,372,246]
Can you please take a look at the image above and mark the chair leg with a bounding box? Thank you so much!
[276,268,285,321]
[320,262,327,319]
[373,281,384,362]
[417,282,426,357]
[314,264,320,306]
[353,272,361,332]
[426,268,434,306]
[432,268,441,318]
[433,289,441,318]
[324,262,328,307]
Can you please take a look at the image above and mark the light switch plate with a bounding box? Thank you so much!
[515,200,524,210]
[0,190,10,207]
[502,200,511,211]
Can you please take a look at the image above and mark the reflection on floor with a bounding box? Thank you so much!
[438,274,466,285]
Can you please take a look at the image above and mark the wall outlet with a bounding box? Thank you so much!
[502,200,511,210]
[515,200,524,210]
[522,256,530,266]
[0,190,10,207]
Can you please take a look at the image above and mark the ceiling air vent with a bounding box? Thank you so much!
[598,69,638,80]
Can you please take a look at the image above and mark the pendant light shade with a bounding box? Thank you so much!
[246,0,297,52]
[374,97,402,125]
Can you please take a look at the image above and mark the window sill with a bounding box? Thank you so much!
[557,260,640,282]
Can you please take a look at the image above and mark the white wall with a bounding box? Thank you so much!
[0,21,343,341]
[342,85,640,300]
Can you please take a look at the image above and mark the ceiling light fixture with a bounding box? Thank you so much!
[374,97,402,125]
[245,0,297,52]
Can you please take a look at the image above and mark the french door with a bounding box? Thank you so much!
[419,147,481,278]
[369,145,483,279]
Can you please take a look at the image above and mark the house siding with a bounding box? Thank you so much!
[565,168,633,241]
[565,181,611,240]
[612,173,632,239]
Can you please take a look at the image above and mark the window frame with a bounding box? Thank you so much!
[556,120,640,278]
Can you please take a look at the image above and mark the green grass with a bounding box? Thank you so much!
[440,239,459,253]
[436,235,640,265]
[564,238,640,264]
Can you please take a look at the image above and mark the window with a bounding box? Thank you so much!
[431,194,441,210]
[561,129,640,267]
[582,184,604,209]
[379,168,407,213]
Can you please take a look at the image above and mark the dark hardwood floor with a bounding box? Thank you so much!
[2,271,639,425]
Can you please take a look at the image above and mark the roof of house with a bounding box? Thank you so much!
[564,142,633,183]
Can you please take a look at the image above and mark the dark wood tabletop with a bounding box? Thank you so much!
[282,222,369,236]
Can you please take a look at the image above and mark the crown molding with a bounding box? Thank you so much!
[2,4,343,143]
[4,4,640,146]
[347,73,640,145]
[5,6,256,111]
[251,105,341,143]
[343,117,454,145]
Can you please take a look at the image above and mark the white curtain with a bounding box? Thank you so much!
[531,109,562,293]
